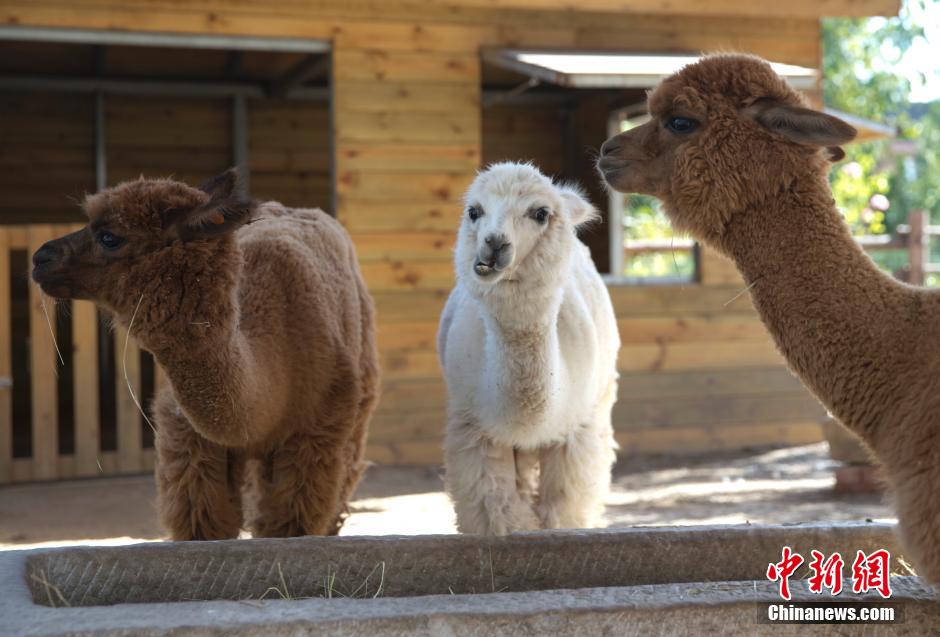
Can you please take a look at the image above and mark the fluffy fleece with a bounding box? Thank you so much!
[438,162,620,535]
[599,53,940,585]
[31,169,379,540]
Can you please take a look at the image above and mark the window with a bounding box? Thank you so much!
[607,106,697,284]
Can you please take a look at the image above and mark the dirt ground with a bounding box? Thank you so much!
[0,443,894,550]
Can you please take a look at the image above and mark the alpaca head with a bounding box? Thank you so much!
[31,168,253,316]
[597,54,857,248]
[455,162,596,295]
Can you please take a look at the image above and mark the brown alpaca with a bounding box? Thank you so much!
[31,169,379,540]
[599,54,940,585]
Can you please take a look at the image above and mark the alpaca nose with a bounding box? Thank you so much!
[484,233,510,252]
[600,137,623,157]
[32,241,61,269]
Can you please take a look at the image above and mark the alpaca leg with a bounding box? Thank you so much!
[154,401,244,541]
[444,421,540,535]
[889,459,940,586]
[253,431,347,537]
[538,423,616,529]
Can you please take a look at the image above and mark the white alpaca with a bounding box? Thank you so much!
[438,162,620,535]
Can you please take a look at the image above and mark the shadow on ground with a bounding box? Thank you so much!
[0,443,893,548]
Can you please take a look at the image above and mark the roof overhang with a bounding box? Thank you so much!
[484,50,820,91]
[824,108,896,141]
[432,0,900,18]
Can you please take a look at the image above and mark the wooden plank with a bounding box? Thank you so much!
[617,367,806,400]
[334,81,479,114]
[618,340,784,373]
[336,111,479,145]
[360,260,454,292]
[0,228,11,483]
[114,324,143,474]
[415,0,898,18]
[337,172,474,201]
[26,225,59,481]
[337,144,480,174]
[365,439,443,465]
[698,245,744,286]
[617,315,769,344]
[71,301,100,478]
[333,49,480,83]
[372,290,451,323]
[337,199,462,233]
[608,284,756,316]
[616,421,824,456]
[352,232,454,263]
[613,390,825,429]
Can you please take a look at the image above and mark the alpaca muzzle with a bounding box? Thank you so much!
[474,239,513,278]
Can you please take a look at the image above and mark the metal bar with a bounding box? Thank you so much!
[232,94,249,192]
[0,75,329,100]
[0,26,329,53]
[269,54,329,98]
[482,77,540,108]
[95,92,106,191]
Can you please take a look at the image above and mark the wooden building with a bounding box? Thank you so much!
[0,0,897,482]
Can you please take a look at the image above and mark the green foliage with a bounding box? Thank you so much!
[620,194,695,279]
[823,1,939,280]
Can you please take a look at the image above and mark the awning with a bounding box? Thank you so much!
[484,50,894,141]
[483,50,819,90]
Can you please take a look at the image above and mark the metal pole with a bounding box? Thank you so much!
[94,92,106,191]
[232,94,249,193]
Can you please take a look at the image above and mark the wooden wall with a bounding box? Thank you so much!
[0,93,95,223]
[249,98,332,211]
[2,0,830,469]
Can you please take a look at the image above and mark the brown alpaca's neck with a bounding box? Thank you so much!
[126,239,277,447]
[723,174,926,453]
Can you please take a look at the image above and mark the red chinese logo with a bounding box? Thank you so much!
[767,547,893,600]
[851,549,893,599]
[766,546,804,600]
[808,550,845,595]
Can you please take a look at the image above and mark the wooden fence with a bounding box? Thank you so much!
[623,210,938,284]
[1,211,936,484]
[0,223,159,484]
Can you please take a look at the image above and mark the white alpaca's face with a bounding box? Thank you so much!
[455,163,594,292]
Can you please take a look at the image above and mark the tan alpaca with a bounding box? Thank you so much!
[31,169,379,540]
[599,54,940,585]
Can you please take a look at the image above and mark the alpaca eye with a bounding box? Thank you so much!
[530,207,550,224]
[665,116,699,134]
[468,206,483,222]
[97,231,124,250]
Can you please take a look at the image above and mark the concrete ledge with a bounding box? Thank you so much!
[2,522,932,636]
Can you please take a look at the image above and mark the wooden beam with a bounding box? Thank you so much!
[27,225,59,481]
[72,301,100,477]
[114,324,143,474]
[421,0,899,18]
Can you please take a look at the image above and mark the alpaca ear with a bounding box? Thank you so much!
[177,168,253,241]
[558,185,599,227]
[199,168,239,200]
[744,100,857,149]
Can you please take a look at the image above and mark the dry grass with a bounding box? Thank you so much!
[252,561,387,603]
[29,569,70,608]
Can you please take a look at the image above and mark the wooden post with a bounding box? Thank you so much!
[114,324,143,474]
[0,228,12,484]
[908,210,928,286]
[72,301,100,477]
[27,225,59,481]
